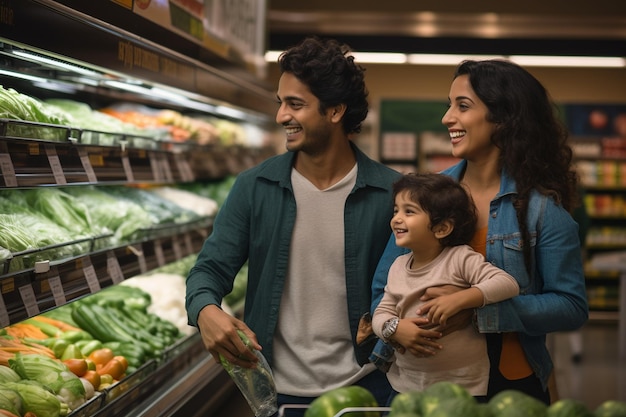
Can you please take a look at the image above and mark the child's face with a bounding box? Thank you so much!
[391,190,440,251]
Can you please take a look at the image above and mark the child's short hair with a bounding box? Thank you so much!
[392,172,478,246]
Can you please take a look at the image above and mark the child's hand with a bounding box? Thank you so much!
[391,317,443,357]
[417,295,461,326]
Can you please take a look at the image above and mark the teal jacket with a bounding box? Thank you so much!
[186,143,402,366]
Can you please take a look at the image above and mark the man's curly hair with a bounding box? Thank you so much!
[278,36,369,135]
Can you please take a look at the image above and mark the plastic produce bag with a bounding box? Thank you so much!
[219,331,277,417]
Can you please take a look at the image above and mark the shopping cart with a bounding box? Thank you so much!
[278,405,392,417]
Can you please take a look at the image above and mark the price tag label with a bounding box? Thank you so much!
[18,283,40,317]
[81,257,101,293]
[160,153,173,182]
[45,144,67,185]
[226,154,239,175]
[77,148,98,183]
[184,232,194,255]
[1,277,14,294]
[88,153,105,167]
[174,153,195,182]
[0,294,10,328]
[127,245,148,274]
[28,143,40,155]
[47,272,67,306]
[172,235,183,260]
[154,239,165,267]
[0,154,17,187]
[107,251,125,284]
[149,152,162,182]
[122,154,134,182]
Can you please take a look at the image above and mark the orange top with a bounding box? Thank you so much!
[471,226,533,380]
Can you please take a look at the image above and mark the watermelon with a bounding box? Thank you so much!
[426,396,481,417]
[488,390,547,417]
[389,391,423,415]
[420,381,474,416]
[595,400,626,417]
[304,386,379,417]
[548,398,593,417]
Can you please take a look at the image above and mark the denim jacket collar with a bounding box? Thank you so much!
[444,160,517,199]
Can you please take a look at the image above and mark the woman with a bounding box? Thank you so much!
[372,59,589,404]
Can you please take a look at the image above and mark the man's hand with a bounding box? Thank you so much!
[197,304,260,368]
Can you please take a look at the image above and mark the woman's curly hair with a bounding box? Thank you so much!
[454,60,578,272]
[278,36,369,134]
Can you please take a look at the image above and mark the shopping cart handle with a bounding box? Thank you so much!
[277,405,392,417]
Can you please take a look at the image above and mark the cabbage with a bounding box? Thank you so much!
[9,354,85,411]
[1,381,62,417]
[0,366,21,383]
[0,386,22,416]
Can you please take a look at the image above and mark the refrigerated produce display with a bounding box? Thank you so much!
[0,1,277,416]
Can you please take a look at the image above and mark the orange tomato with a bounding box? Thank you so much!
[82,370,101,391]
[113,355,128,372]
[88,348,114,365]
[63,358,88,377]
[97,358,126,380]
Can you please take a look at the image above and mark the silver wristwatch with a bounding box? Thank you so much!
[382,317,400,340]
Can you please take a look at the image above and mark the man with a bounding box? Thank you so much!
[185,36,401,415]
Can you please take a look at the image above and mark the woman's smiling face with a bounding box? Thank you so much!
[441,74,498,162]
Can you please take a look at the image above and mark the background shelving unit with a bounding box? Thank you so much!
[0,1,277,416]
[573,137,626,320]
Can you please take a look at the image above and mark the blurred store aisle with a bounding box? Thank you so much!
[550,320,625,409]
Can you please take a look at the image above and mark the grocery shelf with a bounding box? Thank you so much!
[0,1,278,416]
[0,222,211,327]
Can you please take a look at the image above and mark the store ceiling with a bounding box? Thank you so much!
[266,0,626,57]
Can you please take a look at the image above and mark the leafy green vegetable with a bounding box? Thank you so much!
[102,186,199,224]
[0,85,73,141]
[0,366,21,383]
[20,188,98,237]
[0,385,22,416]
[63,186,153,244]
[9,353,86,411]
[1,380,63,417]
[45,99,154,146]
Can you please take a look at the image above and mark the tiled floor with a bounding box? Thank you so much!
[549,319,626,410]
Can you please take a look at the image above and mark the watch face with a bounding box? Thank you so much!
[383,317,398,339]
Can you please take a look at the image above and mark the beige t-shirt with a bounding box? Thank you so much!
[272,165,373,396]
[373,245,519,395]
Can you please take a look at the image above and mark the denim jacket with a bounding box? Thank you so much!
[371,160,588,389]
[186,142,402,367]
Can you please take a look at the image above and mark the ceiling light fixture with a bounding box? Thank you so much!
[264,51,626,68]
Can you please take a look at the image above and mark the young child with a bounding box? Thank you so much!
[372,172,520,401]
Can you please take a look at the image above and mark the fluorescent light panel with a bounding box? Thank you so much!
[12,50,101,76]
[264,51,626,68]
